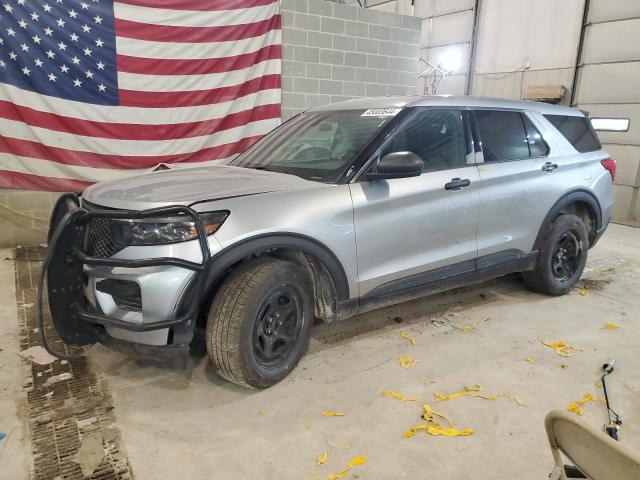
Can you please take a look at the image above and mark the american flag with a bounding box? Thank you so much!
[0,0,282,191]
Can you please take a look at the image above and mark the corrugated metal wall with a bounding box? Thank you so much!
[415,0,475,95]
[369,0,639,225]
[470,0,583,102]
[574,0,640,225]
[383,0,584,102]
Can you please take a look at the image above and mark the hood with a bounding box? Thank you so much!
[83,165,323,210]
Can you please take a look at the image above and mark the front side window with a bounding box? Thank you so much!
[474,110,530,162]
[379,108,467,173]
[230,109,396,182]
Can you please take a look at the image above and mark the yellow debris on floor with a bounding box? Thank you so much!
[403,401,473,439]
[403,424,474,438]
[463,385,483,392]
[326,456,366,480]
[542,339,583,357]
[398,355,417,369]
[317,452,328,466]
[461,321,480,333]
[422,403,454,427]
[603,323,619,330]
[399,331,416,346]
[567,393,596,416]
[434,385,497,401]
[380,389,419,402]
[321,411,345,417]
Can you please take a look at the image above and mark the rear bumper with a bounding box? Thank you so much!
[41,194,212,350]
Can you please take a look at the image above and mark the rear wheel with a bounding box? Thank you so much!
[523,214,589,296]
[206,258,312,388]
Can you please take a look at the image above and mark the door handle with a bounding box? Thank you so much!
[542,161,558,173]
[444,178,471,190]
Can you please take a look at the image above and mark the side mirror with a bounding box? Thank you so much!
[364,151,424,181]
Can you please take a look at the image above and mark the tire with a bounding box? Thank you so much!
[523,214,589,296]
[206,257,313,388]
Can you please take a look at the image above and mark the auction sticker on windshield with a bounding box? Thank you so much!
[361,108,402,117]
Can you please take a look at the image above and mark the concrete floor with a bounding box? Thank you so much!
[0,249,32,478]
[2,224,640,479]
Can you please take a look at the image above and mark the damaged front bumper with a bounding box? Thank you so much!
[39,193,212,353]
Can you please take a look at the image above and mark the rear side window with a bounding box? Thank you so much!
[474,110,530,161]
[544,114,601,153]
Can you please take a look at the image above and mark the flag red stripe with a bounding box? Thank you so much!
[0,100,280,140]
[0,135,264,169]
[115,14,280,44]
[117,44,281,75]
[1,1,281,192]
[0,170,91,192]
[115,0,277,12]
[119,73,281,108]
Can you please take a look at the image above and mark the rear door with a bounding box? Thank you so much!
[472,109,569,260]
[350,108,480,297]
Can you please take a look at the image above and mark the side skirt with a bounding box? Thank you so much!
[335,250,538,321]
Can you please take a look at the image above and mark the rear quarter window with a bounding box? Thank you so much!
[544,114,601,153]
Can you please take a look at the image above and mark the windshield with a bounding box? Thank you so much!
[229,109,398,182]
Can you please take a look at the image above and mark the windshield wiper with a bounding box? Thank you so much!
[251,165,298,176]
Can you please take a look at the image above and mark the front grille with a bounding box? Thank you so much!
[83,201,127,258]
[86,217,123,258]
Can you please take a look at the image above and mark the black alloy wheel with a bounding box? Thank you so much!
[523,214,589,296]
[252,286,305,368]
[550,230,583,283]
[206,258,313,388]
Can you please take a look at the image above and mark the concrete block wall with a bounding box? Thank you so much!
[280,0,422,120]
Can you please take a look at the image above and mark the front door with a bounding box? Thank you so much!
[350,108,480,298]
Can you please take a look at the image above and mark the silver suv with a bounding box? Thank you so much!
[43,96,614,388]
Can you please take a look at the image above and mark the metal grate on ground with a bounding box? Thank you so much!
[14,246,131,480]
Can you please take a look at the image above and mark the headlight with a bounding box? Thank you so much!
[110,211,229,246]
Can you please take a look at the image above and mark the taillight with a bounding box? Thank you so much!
[601,158,616,181]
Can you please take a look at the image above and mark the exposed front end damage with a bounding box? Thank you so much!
[39,193,212,358]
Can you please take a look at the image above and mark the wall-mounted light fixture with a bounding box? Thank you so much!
[590,118,630,132]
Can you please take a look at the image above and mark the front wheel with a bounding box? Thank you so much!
[206,258,313,388]
[523,214,589,296]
